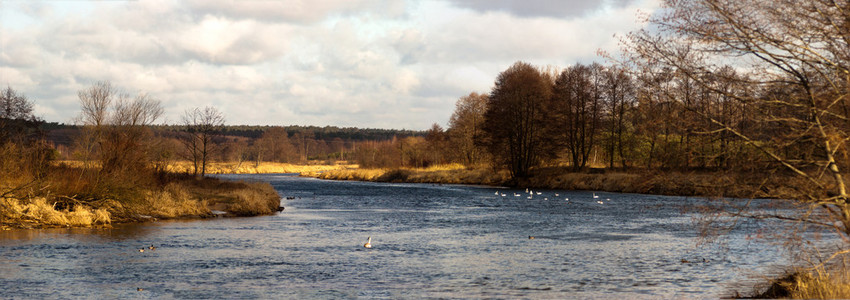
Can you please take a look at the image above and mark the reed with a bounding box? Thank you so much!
[137,183,211,219]
[754,268,850,299]
[0,197,111,227]
[225,182,281,216]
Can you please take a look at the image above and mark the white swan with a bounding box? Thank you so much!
[364,237,372,248]
[593,193,599,199]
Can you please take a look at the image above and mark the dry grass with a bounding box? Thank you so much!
[225,182,281,216]
[315,168,389,181]
[166,160,351,175]
[176,176,281,217]
[0,197,111,227]
[136,183,211,219]
[754,268,850,299]
[312,165,510,185]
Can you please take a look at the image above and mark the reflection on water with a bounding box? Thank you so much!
[0,174,787,298]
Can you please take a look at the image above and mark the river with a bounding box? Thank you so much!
[0,174,788,298]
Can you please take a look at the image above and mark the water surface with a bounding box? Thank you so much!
[0,174,787,298]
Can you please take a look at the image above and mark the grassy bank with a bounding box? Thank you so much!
[1,173,281,230]
[308,165,800,199]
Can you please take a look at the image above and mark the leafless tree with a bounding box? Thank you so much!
[552,63,604,171]
[0,87,48,180]
[255,127,297,163]
[181,106,225,177]
[447,92,488,167]
[623,0,850,265]
[482,61,555,178]
[76,81,163,176]
[601,67,637,169]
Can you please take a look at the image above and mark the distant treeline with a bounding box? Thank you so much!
[41,122,423,142]
[40,122,426,165]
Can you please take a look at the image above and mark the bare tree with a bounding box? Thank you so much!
[623,0,850,266]
[0,86,40,144]
[0,86,34,121]
[181,106,225,177]
[255,127,297,163]
[447,92,488,167]
[552,63,604,171]
[601,67,636,169]
[77,81,115,127]
[482,61,555,178]
[0,87,48,180]
[76,81,163,176]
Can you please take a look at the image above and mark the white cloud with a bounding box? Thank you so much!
[0,0,658,129]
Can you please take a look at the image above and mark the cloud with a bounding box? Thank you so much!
[0,0,657,129]
[447,0,637,19]
[183,0,405,23]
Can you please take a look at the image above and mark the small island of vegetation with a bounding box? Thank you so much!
[1,83,281,230]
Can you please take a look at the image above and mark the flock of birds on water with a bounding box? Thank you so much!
[357,188,613,249]
[495,188,611,205]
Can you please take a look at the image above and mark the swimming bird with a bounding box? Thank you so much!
[555,193,559,197]
[148,245,156,251]
[597,200,604,204]
[525,188,529,193]
[495,191,499,195]
[138,248,145,253]
[514,193,521,197]
[593,193,599,199]
[536,192,542,195]
[501,193,506,197]
[528,236,535,240]
[364,237,372,248]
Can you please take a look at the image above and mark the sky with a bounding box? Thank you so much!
[0,0,660,130]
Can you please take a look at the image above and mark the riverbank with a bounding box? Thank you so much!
[1,174,281,230]
[305,165,803,200]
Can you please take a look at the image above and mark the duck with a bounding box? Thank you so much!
[593,193,599,199]
[138,248,145,253]
[148,245,156,251]
[364,237,372,248]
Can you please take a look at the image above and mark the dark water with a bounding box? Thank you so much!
[1,174,788,299]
